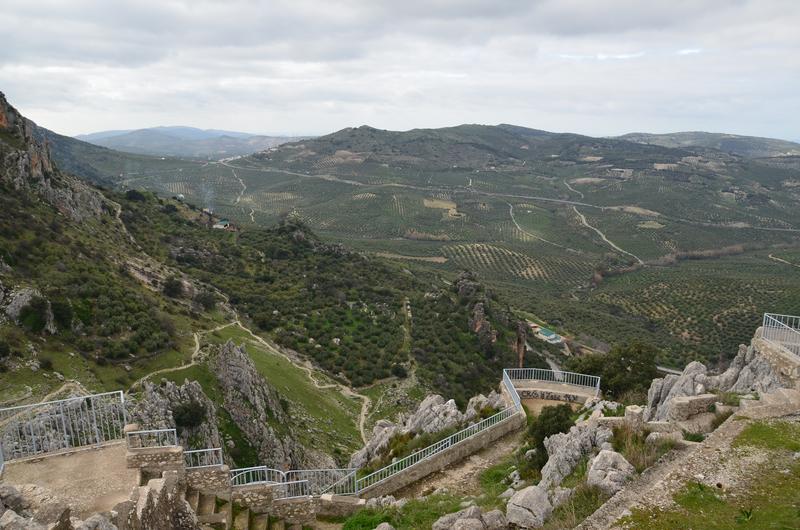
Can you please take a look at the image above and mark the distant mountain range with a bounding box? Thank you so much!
[617,131,800,158]
[75,126,309,159]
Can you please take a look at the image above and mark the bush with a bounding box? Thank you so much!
[162,276,184,298]
[194,291,217,311]
[39,357,54,371]
[565,341,659,399]
[0,342,9,358]
[125,189,147,202]
[524,404,574,470]
[173,400,207,429]
[19,297,48,333]
[390,364,408,378]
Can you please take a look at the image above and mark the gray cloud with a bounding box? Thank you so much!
[0,0,797,139]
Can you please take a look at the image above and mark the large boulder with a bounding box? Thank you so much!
[538,421,613,489]
[645,362,710,421]
[506,485,552,528]
[586,450,635,495]
[405,395,463,434]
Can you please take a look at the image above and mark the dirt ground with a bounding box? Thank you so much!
[393,430,524,499]
[1,441,138,518]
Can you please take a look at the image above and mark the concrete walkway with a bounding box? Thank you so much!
[1,441,138,518]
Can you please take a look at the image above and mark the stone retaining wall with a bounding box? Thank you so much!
[359,410,526,498]
[185,465,230,493]
[126,446,184,474]
[755,334,800,385]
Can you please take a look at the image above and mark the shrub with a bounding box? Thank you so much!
[524,404,574,470]
[565,341,659,399]
[390,364,407,378]
[125,189,147,202]
[612,423,676,472]
[162,276,184,298]
[39,357,54,371]
[194,291,217,311]
[19,297,48,333]
[0,342,9,358]
[173,400,207,429]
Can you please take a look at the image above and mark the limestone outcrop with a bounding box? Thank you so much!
[586,450,635,495]
[129,379,223,452]
[645,336,787,421]
[211,341,315,469]
[432,505,508,530]
[506,485,552,528]
[538,420,613,490]
[350,390,506,468]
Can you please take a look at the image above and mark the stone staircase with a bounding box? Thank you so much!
[737,387,800,419]
[186,488,278,530]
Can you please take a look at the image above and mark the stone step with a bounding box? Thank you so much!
[186,489,200,513]
[233,507,250,530]
[251,514,268,530]
[217,499,233,529]
[270,519,285,530]
[197,493,216,516]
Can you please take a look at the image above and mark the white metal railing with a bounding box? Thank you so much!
[230,466,286,486]
[125,428,178,449]
[184,447,224,469]
[269,479,310,500]
[286,468,358,496]
[504,368,601,397]
[355,371,523,492]
[0,391,126,462]
[763,313,800,358]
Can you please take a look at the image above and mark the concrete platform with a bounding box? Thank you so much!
[511,379,598,400]
[1,441,138,518]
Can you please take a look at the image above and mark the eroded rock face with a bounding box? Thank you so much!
[432,505,507,530]
[212,341,311,469]
[538,420,613,490]
[506,485,552,528]
[0,91,109,222]
[586,450,635,495]
[350,390,507,468]
[129,379,223,452]
[645,337,787,421]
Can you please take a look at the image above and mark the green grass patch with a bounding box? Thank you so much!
[478,457,516,508]
[342,494,463,530]
[733,420,800,451]
[542,483,608,530]
[561,456,589,488]
[622,462,800,529]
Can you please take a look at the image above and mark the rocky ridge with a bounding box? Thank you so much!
[350,391,506,469]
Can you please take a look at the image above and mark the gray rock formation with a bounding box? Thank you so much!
[211,340,313,469]
[586,450,635,495]
[538,420,613,489]
[645,337,786,421]
[350,390,507,468]
[129,379,223,452]
[0,92,110,222]
[506,485,552,528]
[373,524,395,530]
[432,505,507,530]
[2,287,56,334]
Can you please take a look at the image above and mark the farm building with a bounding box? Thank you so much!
[537,327,563,344]
[212,219,231,230]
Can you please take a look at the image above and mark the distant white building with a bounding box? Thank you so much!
[212,219,231,230]
[537,327,563,344]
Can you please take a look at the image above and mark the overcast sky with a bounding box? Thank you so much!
[1,0,798,140]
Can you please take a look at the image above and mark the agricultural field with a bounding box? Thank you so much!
[76,124,800,369]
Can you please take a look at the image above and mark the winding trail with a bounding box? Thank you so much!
[563,179,584,199]
[572,206,644,264]
[507,203,578,252]
[768,253,800,268]
[231,167,246,205]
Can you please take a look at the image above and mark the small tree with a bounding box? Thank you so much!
[162,276,184,298]
[173,400,206,429]
[525,403,574,470]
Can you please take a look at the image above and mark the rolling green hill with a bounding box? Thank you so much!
[96,123,800,367]
[618,131,800,158]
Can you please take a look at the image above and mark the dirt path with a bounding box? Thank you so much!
[572,206,644,264]
[563,179,584,199]
[507,203,578,252]
[768,253,800,268]
[394,430,523,499]
[231,167,246,205]
[233,321,372,444]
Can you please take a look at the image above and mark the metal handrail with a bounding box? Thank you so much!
[125,428,178,449]
[503,368,601,390]
[230,466,286,486]
[185,447,223,468]
[762,313,800,358]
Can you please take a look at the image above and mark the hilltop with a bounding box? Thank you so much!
[76,125,306,159]
[618,131,800,158]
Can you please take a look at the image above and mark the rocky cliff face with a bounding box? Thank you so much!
[0,91,109,221]
[130,379,223,452]
[211,341,335,469]
[349,390,506,468]
[645,334,787,421]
